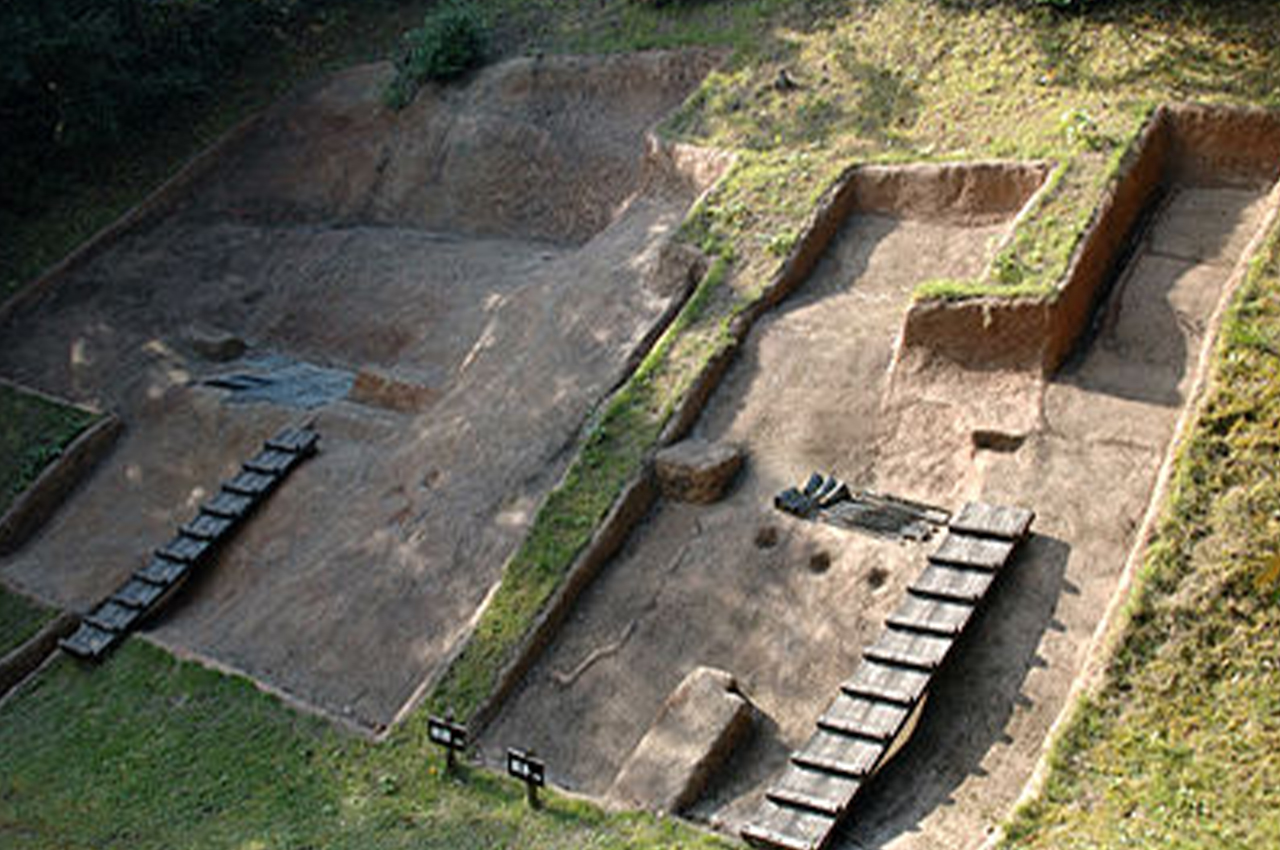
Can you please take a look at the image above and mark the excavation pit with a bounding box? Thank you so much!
[478,105,1280,848]
[0,50,728,731]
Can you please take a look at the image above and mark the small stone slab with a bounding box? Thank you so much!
[112,578,165,610]
[864,628,954,671]
[243,448,298,476]
[793,729,885,778]
[911,563,995,603]
[136,555,191,587]
[180,511,236,542]
[266,427,320,456]
[224,470,276,497]
[742,799,836,850]
[203,489,255,520]
[843,660,930,706]
[60,623,121,660]
[654,439,745,504]
[886,594,973,637]
[767,764,861,816]
[818,693,910,742]
[85,600,144,633]
[930,532,1015,571]
[949,502,1034,541]
[156,534,213,565]
[608,666,755,813]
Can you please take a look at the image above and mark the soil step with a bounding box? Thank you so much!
[58,426,319,662]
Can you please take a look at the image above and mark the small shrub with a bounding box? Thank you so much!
[384,1,488,110]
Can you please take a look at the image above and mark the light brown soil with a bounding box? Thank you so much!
[478,170,1277,847]
[0,51,723,731]
[479,211,1014,798]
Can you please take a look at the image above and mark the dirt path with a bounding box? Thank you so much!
[0,51,721,731]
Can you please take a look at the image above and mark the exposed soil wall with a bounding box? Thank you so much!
[901,104,1280,374]
[190,52,726,245]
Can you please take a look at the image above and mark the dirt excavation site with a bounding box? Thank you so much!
[4,47,1280,850]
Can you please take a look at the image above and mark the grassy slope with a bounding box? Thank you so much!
[0,642,728,850]
[0,589,53,658]
[4,1,1280,848]
[0,384,97,517]
[1001,229,1280,848]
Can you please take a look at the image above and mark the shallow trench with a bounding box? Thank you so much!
[480,107,1280,849]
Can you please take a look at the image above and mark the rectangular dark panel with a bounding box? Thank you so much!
[266,427,320,456]
[180,511,236,542]
[864,627,954,671]
[203,489,255,520]
[224,470,276,497]
[112,578,165,609]
[136,555,190,587]
[929,532,1015,571]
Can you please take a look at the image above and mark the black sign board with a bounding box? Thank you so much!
[428,716,468,771]
[507,748,546,808]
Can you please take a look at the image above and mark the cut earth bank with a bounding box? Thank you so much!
[479,106,1280,850]
[0,50,728,731]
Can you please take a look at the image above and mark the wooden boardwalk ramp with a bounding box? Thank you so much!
[742,502,1034,850]
[59,426,319,661]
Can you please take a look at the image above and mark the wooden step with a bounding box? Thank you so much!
[766,763,861,816]
[818,693,910,741]
[863,627,953,671]
[842,660,930,706]
[742,799,836,850]
[886,594,974,637]
[910,563,995,603]
[793,729,885,778]
[929,532,1015,571]
[949,501,1034,541]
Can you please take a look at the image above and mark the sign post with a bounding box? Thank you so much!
[506,748,546,809]
[427,715,468,774]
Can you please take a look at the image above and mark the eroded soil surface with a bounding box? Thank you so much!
[0,51,721,730]
[480,178,1275,845]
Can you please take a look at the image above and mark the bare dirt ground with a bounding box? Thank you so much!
[479,176,1276,846]
[0,50,722,731]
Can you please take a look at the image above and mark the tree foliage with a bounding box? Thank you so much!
[0,0,296,211]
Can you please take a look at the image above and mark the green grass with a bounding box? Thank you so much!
[1001,223,1280,849]
[6,1,1280,848]
[0,641,729,850]
[0,588,53,658]
[0,384,97,519]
